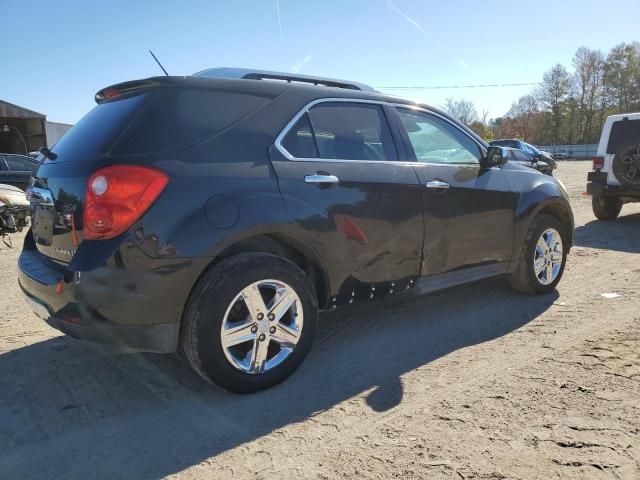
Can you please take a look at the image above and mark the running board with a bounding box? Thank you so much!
[413,263,509,295]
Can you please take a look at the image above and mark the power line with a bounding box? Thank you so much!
[375,82,540,90]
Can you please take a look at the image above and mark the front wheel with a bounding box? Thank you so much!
[182,253,318,393]
[592,195,622,221]
[508,215,568,294]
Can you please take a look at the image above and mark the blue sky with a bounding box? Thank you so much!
[2,0,638,124]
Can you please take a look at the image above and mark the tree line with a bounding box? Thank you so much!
[443,42,640,146]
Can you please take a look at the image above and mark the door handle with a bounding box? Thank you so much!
[425,180,449,190]
[304,174,340,185]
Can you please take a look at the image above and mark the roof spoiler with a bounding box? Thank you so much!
[94,77,179,104]
[192,67,376,92]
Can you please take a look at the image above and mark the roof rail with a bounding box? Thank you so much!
[192,67,376,92]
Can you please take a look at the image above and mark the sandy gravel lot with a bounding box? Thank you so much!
[0,161,638,479]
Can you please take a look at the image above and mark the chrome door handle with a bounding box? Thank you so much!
[304,174,339,184]
[425,180,449,190]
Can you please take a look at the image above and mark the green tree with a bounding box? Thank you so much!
[604,42,640,113]
[537,64,572,145]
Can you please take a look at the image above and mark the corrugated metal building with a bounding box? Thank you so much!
[0,100,72,154]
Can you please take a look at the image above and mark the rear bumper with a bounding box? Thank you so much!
[18,238,181,353]
[587,171,640,199]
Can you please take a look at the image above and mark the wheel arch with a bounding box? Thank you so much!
[534,201,575,247]
[186,232,331,312]
[510,193,574,274]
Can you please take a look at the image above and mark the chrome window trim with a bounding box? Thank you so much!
[273,97,487,166]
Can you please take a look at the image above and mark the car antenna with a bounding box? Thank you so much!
[149,50,169,76]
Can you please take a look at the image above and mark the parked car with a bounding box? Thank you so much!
[587,112,640,220]
[18,68,574,393]
[0,183,29,237]
[502,147,553,175]
[553,149,570,160]
[0,153,38,190]
[489,139,556,170]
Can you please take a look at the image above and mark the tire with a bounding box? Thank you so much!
[612,143,640,189]
[508,214,568,295]
[592,195,622,221]
[182,253,318,393]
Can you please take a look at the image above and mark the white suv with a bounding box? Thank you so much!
[587,112,640,220]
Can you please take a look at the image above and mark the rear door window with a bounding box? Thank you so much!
[282,113,319,158]
[306,102,398,161]
[607,119,640,154]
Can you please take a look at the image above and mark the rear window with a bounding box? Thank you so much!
[607,119,640,154]
[117,89,272,154]
[49,93,149,162]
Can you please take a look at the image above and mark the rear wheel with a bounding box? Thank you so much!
[182,253,318,393]
[592,195,622,221]
[508,215,568,294]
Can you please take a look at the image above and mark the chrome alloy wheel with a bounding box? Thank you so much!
[220,279,303,374]
[534,228,563,285]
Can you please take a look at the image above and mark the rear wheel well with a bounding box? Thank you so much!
[209,234,330,309]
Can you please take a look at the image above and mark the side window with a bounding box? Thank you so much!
[512,150,531,161]
[282,113,318,158]
[396,108,481,164]
[4,155,35,171]
[306,103,398,161]
[0,157,6,171]
[522,143,536,156]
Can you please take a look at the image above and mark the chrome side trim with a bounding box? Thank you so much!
[273,97,487,166]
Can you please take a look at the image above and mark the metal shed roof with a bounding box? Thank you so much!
[0,100,46,119]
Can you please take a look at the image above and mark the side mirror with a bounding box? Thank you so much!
[482,146,508,168]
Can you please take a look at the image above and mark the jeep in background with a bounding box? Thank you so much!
[18,68,574,393]
[588,113,640,220]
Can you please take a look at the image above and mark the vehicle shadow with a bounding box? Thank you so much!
[574,211,640,253]
[0,278,557,479]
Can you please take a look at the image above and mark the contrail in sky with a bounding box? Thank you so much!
[276,0,283,39]
[386,0,424,32]
[290,55,312,74]
[386,0,472,71]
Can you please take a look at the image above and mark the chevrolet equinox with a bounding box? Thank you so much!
[19,68,574,393]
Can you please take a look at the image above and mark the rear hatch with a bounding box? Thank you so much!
[30,79,173,264]
[29,75,277,264]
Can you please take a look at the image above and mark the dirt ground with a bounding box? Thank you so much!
[0,161,638,480]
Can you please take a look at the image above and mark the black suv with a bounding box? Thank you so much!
[19,69,574,393]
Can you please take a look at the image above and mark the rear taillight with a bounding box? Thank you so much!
[83,165,168,240]
[592,156,604,170]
